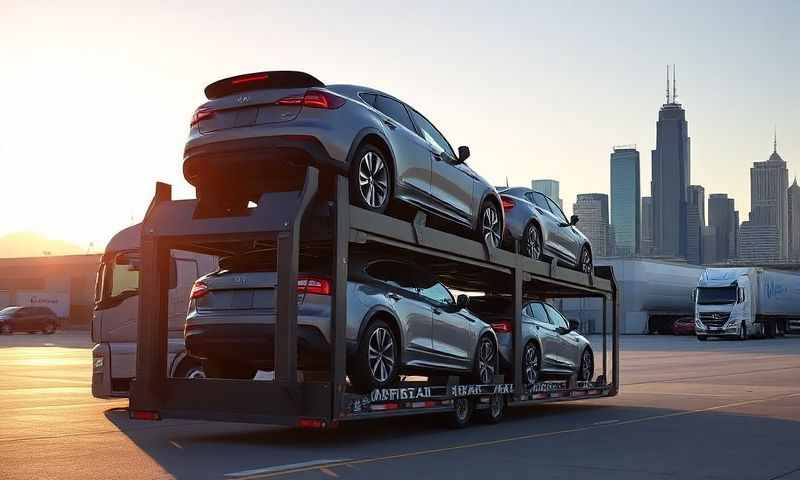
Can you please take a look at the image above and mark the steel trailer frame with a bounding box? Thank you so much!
[129,166,618,427]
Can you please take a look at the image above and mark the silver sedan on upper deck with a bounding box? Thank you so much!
[500,187,593,273]
[183,71,504,249]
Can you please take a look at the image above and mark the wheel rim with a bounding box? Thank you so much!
[358,151,388,208]
[186,368,206,379]
[368,327,395,383]
[1,325,9,334]
[527,226,542,260]
[581,249,592,273]
[478,339,496,384]
[455,398,469,420]
[581,350,593,381]
[482,206,501,248]
[524,345,539,385]
[490,395,503,417]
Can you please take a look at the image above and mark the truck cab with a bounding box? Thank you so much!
[91,224,215,398]
[694,268,754,340]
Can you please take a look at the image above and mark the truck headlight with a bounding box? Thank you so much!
[695,319,705,330]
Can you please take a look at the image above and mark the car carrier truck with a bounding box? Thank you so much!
[127,167,620,428]
[91,224,216,398]
[694,267,800,340]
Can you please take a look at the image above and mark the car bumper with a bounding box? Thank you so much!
[695,324,739,337]
[185,323,330,369]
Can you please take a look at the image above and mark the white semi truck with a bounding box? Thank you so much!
[694,267,800,340]
[91,224,216,398]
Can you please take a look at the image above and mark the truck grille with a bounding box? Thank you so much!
[699,312,730,328]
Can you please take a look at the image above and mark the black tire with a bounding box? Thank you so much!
[479,395,505,424]
[579,245,593,274]
[42,321,56,335]
[473,335,498,384]
[447,397,473,429]
[522,342,541,386]
[477,201,502,250]
[738,322,747,341]
[174,359,206,379]
[0,324,11,335]
[578,347,594,382]
[522,222,543,261]
[352,319,399,393]
[697,335,707,341]
[350,144,392,213]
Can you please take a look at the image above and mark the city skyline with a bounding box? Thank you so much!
[1,2,798,252]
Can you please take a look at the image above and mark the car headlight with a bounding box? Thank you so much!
[724,318,738,328]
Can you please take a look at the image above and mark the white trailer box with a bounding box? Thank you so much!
[15,291,70,318]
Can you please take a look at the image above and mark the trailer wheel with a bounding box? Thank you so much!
[447,397,474,429]
[479,395,505,424]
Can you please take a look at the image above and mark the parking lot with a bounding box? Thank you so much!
[1,331,799,480]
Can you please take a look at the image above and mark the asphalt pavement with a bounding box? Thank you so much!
[1,331,799,480]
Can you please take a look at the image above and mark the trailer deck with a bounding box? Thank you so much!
[129,166,618,427]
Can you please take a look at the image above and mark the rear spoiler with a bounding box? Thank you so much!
[204,71,324,99]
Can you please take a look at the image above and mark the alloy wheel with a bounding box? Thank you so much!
[368,327,395,383]
[477,338,496,384]
[185,367,206,379]
[581,350,593,381]
[524,344,539,385]
[580,248,593,274]
[0,324,10,335]
[358,151,389,209]
[482,206,501,248]
[527,225,542,260]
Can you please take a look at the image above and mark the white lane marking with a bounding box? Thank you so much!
[591,419,619,425]
[622,391,734,398]
[225,459,351,479]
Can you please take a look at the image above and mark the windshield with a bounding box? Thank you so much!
[697,286,737,305]
[96,251,140,305]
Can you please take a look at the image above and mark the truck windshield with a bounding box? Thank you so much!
[697,286,736,305]
[96,251,140,307]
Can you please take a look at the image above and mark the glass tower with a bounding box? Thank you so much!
[610,147,640,256]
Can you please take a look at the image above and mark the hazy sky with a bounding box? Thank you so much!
[1,1,798,250]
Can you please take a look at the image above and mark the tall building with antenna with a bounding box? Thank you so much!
[745,130,789,260]
[650,65,691,259]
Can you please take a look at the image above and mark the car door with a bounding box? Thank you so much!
[364,261,434,361]
[543,304,580,372]
[372,95,433,199]
[544,196,580,265]
[526,302,561,371]
[422,281,472,366]
[408,108,474,225]
[16,308,35,331]
[528,192,569,261]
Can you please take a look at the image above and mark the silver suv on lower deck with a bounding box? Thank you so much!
[185,252,498,392]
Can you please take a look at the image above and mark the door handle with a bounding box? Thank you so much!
[433,307,442,315]
[386,292,401,301]
[382,119,397,130]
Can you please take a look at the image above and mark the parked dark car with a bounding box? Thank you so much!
[468,296,594,385]
[0,306,58,335]
[672,316,696,336]
[184,252,498,392]
[182,71,504,249]
[499,187,593,272]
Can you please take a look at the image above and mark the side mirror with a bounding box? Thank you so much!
[570,215,580,226]
[456,145,470,164]
[456,294,470,309]
[568,319,580,332]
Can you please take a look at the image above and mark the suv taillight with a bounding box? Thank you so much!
[276,89,345,109]
[297,276,331,295]
[490,321,512,333]
[190,108,215,126]
[189,281,209,299]
[501,196,515,211]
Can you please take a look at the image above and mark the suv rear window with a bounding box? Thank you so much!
[374,96,416,132]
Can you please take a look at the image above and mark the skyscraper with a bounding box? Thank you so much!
[640,196,654,255]
[749,134,788,259]
[788,179,800,260]
[738,222,780,262]
[610,146,641,256]
[532,179,562,209]
[708,194,737,262]
[686,185,705,264]
[574,193,610,256]
[651,65,690,258]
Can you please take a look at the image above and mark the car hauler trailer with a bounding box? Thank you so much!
[129,166,618,428]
